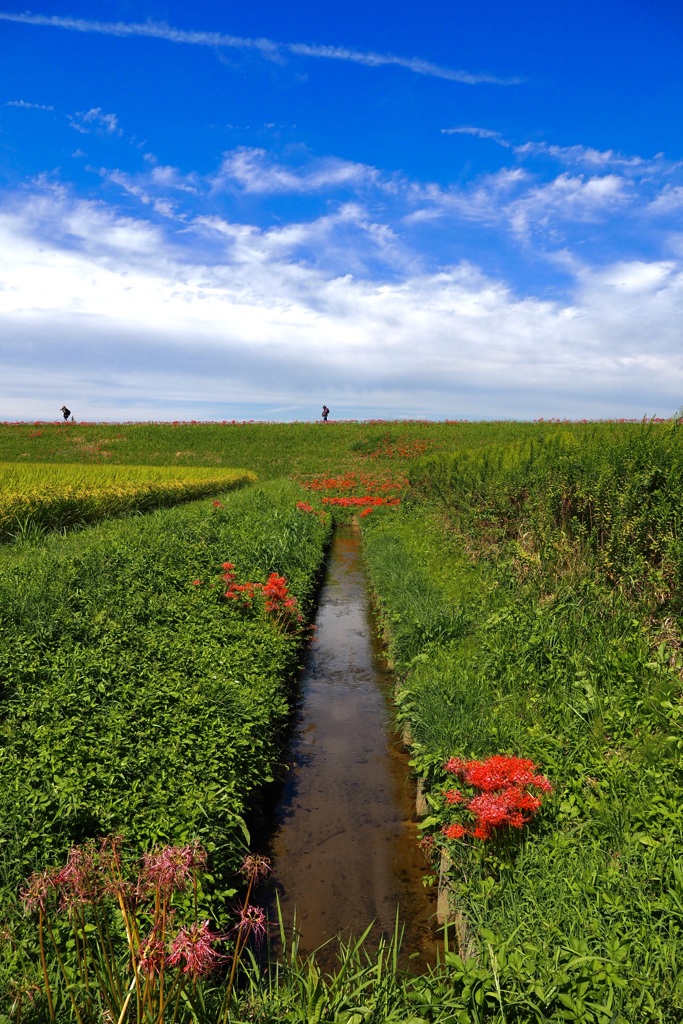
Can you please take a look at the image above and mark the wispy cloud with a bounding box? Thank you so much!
[0,11,520,85]
[6,99,54,110]
[212,148,382,194]
[441,126,512,145]
[286,42,518,84]
[648,185,683,216]
[514,140,651,169]
[69,107,122,136]
[507,173,631,238]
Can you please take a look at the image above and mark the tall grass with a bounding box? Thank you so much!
[410,419,683,607]
[362,483,683,1018]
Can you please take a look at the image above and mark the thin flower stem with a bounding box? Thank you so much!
[115,890,143,1020]
[97,910,123,1004]
[74,905,92,1015]
[165,972,186,1024]
[37,908,55,1022]
[44,915,85,1024]
[115,975,137,1024]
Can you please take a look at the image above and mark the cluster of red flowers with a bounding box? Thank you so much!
[440,755,552,842]
[320,495,401,519]
[222,562,303,627]
[301,471,405,493]
[321,496,401,507]
[305,473,359,491]
[296,471,406,519]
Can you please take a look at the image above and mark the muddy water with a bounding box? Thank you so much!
[267,525,436,967]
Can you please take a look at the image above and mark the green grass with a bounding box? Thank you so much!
[361,433,683,1020]
[0,419,556,478]
[0,479,331,1005]
[3,417,683,1022]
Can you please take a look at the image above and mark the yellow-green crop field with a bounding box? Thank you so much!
[0,462,255,542]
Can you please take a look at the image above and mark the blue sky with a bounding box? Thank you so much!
[2,1,683,421]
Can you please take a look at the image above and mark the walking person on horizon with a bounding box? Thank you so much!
[322,404,329,423]
[60,405,71,422]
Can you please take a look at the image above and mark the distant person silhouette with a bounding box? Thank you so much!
[322,405,329,422]
[60,405,71,421]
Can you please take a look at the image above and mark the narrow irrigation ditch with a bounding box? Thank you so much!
[264,524,437,968]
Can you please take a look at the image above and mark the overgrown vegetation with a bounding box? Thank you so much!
[2,418,682,1022]
[361,421,683,1021]
[0,480,330,1014]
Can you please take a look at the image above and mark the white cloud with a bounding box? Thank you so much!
[69,107,122,136]
[1,184,683,422]
[507,173,630,238]
[648,185,683,216]
[0,11,519,86]
[6,99,54,110]
[441,126,511,146]
[405,168,529,225]
[512,140,675,176]
[211,148,381,194]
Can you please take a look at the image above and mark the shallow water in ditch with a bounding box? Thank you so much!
[265,524,436,968]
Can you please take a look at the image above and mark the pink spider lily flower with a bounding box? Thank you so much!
[20,869,60,913]
[240,854,272,881]
[139,843,207,897]
[53,844,102,907]
[167,921,225,979]
[236,905,267,946]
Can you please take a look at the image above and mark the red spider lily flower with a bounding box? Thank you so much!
[236,905,267,945]
[442,823,468,840]
[440,754,552,841]
[191,580,202,586]
[467,791,523,830]
[167,921,225,979]
[461,755,549,792]
[221,562,235,570]
[212,500,223,507]
[139,844,207,897]
[444,757,467,776]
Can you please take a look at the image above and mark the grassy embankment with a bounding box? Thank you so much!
[360,421,683,1020]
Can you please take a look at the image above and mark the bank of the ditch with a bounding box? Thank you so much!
[361,494,683,1021]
